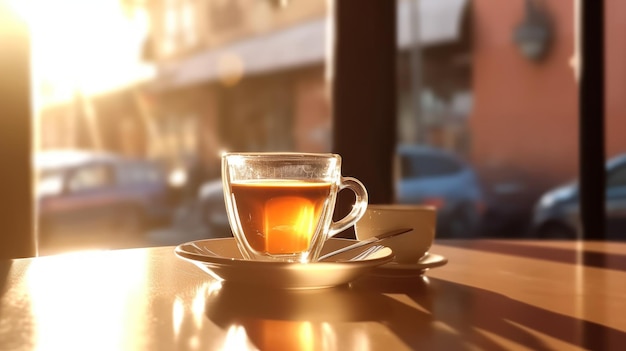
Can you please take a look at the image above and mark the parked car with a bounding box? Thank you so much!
[531,153,626,238]
[395,144,484,238]
[198,145,485,238]
[37,150,174,240]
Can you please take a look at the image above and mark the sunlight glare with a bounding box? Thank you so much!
[25,250,149,350]
[222,325,258,351]
[172,297,185,339]
[25,0,154,105]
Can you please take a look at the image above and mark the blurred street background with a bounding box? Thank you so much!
[16,0,626,256]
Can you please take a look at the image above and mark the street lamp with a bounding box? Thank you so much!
[514,0,553,62]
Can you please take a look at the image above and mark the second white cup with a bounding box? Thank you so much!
[354,204,437,264]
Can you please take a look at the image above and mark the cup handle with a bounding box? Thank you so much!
[328,177,368,237]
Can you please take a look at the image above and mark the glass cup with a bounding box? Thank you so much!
[222,152,368,262]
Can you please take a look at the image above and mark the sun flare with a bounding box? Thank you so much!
[19,0,154,106]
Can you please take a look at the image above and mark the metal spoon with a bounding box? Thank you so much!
[346,245,387,262]
[317,227,412,262]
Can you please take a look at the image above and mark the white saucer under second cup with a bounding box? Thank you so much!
[369,253,448,277]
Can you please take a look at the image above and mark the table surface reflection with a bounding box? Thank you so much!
[1,239,626,351]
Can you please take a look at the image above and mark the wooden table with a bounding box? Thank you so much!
[1,240,625,350]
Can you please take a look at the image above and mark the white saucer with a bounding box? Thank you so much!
[175,238,394,290]
[369,253,448,277]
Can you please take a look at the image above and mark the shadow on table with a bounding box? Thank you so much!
[205,282,394,323]
[205,281,440,350]
[205,276,626,351]
[203,274,625,350]
[352,274,626,351]
[437,240,626,272]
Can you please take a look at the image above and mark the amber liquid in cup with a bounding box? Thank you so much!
[231,180,332,255]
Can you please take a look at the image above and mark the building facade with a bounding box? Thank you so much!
[470,0,626,203]
[36,0,626,218]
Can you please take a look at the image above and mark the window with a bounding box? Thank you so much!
[23,0,332,254]
[68,165,113,192]
[0,0,614,258]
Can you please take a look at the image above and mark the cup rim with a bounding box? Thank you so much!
[222,152,339,159]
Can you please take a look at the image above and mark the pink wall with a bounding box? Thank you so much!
[471,0,626,192]
[470,0,578,191]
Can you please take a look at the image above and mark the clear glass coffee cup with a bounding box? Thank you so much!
[222,152,368,263]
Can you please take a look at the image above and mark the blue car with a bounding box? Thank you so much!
[531,153,626,238]
[198,145,485,238]
[395,145,485,238]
